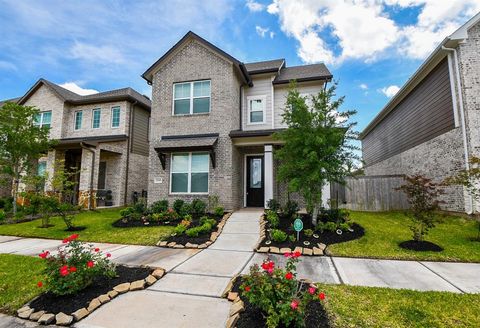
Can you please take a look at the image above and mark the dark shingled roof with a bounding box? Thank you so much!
[273,64,332,84]
[0,97,21,107]
[245,59,285,74]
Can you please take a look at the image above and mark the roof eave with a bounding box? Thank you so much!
[272,75,333,85]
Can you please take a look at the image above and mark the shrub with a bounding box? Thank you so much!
[267,199,281,212]
[324,221,337,232]
[338,222,351,231]
[155,209,178,222]
[183,214,193,222]
[199,216,215,226]
[315,222,325,233]
[120,207,134,218]
[0,210,5,222]
[150,200,169,214]
[272,229,288,243]
[173,199,185,214]
[132,201,146,214]
[191,199,207,217]
[265,210,279,228]
[174,224,187,235]
[38,234,116,296]
[130,212,143,221]
[241,252,326,328]
[213,206,224,217]
[179,203,192,217]
[304,229,313,237]
[282,200,299,220]
[288,234,296,242]
[185,220,215,238]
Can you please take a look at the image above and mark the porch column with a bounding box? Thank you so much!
[322,182,331,208]
[264,144,274,208]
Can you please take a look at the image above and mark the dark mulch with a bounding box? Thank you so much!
[65,226,87,232]
[28,265,151,314]
[112,218,178,228]
[260,214,364,249]
[165,214,224,245]
[399,240,444,252]
[231,277,332,328]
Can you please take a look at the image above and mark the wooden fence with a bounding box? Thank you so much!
[330,175,409,211]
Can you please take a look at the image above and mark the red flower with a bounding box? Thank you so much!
[62,238,69,244]
[69,234,79,240]
[168,208,174,213]
[285,272,293,280]
[106,253,111,258]
[261,261,275,271]
[245,286,251,292]
[308,287,316,295]
[87,261,94,268]
[94,248,100,252]
[37,281,43,288]
[318,292,325,300]
[284,252,291,258]
[59,265,69,277]
[290,300,299,310]
[38,251,49,259]
[69,266,77,273]
[293,251,301,258]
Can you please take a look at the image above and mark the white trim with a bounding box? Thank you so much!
[111,106,121,128]
[247,95,266,125]
[91,108,101,129]
[244,153,264,207]
[169,152,209,195]
[74,110,83,130]
[34,111,52,128]
[172,80,211,116]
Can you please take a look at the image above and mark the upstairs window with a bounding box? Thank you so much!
[173,80,210,115]
[247,96,266,124]
[74,110,83,130]
[92,108,101,129]
[111,106,120,128]
[34,111,52,128]
[37,161,47,176]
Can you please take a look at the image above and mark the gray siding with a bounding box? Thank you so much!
[131,106,150,156]
[362,58,454,166]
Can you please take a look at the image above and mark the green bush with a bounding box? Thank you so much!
[173,199,185,214]
[179,203,192,217]
[288,234,296,242]
[324,221,337,232]
[150,200,169,214]
[132,201,146,214]
[200,216,216,226]
[315,222,325,233]
[120,207,134,218]
[213,206,224,217]
[0,210,5,222]
[267,199,281,212]
[174,224,187,235]
[191,199,207,217]
[304,229,313,237]
[282,200,299,220]
[338,222,351,231]
[183,214,193,221]
[185,220,214,238]
[272,229,288,243]
[265,210,280,228]
[130,212,143,221]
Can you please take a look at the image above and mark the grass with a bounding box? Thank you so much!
[328,211,480,262]
[319,283,480,328]
[0,208,174,246]
[0,254,45,314]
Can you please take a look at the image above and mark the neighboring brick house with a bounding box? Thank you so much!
[2,79,151,207]
[360,13,480,213]
[143,31,332,210]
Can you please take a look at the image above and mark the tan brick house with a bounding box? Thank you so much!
[143,32,332,210]
[3,79,151,208]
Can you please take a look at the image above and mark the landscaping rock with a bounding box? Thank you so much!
[269,247,280,254]
[158,241,168,247]
[226,313,240,328]
[87,298,101,312]
[227,292,238,301]
[294,246,303,254]
[205,241,213,245]
[72,308,89,322]
[55,312,73,326]
[229,300,245,316]
[318,243,327,251]
[313,247,323,256]
[113,282,131,294]
[38,313,55,325]
[108,290,119,299]
[185,242,198,248]
[29,310,45,321]
[130,279,146,291]
[198,243,207,249]
[210,232,218,241]
[167,242,176,247]
[17,306,31,315]
[18,308,34,319]
[303,248,313,256]
[152,268,165,279]
[173,244,185,249]
[145,274,157,286]
[98,294,110,304]
[280,247,292,254]
[257,247,269,253]
[222,280,234,298]
[324,248,332,256]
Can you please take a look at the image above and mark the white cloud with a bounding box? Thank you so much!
[0,60,17,71]
[70,42,126,64]
[269,31,275,39]
[246,0,265,12]
[255,25,269,38]
[59,82,99,95]
[380,85,400,98]
[359,83,368,90]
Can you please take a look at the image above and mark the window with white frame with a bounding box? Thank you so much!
[170,152,209,193]
[247,96,266,124]
[74,110,83,130]
[37,161,47,176]
[92,108,101,128]
[34,111,52,128]
[173,80,210,115]
[111,106,120,128]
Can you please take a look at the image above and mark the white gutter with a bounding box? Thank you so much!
[442,45,473,214]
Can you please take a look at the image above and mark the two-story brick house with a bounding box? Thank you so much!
[6,78,151,207]
[143,32,332,210]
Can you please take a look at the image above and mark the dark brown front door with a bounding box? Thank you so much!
[246,156,264,207]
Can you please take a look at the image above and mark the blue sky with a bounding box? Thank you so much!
[0,0,478,132]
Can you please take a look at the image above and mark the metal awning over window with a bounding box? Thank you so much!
[154,133,218,170]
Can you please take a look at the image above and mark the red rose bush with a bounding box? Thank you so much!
[241,252,326,328]
[37,234,116,296]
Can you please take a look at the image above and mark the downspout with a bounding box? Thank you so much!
[442,45,473,214]
[80,142,95,210]
[124,100,137,205]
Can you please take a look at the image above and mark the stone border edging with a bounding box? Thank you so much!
[156,212,233,249]
[16,267,166,326]
[254,214,326,256]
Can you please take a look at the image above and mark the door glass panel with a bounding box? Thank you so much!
[250,158,262,189]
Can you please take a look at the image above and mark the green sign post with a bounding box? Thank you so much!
[293,218,303,241]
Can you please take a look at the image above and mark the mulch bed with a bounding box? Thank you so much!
[65,226,87,232]
[29,265,151,314]
[231,277,332,328]
[112,218,178,228]
[164,214,224,245]
[399,240,444,252]
[260,214,365,249]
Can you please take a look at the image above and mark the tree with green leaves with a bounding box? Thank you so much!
[274,82,359,225]
[0,102,56,215]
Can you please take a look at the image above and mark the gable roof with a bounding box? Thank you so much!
[273,64,332,84]
[360,11,480,140]
[245,59,285,74]
[142,31,252,86]
[0,97,21,107]
[16,79,151,110]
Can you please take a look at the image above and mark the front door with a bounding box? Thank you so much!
[246,156,264,207]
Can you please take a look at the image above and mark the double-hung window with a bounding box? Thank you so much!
[173,80,210,115]
[34,111,52,128]
[74,110,83,130]
[37,161,47,177]
[170,152,209,193]
[111,106,120,128]
[247,96,266,124]
[92,108,101,128]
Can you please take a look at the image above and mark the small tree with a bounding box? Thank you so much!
[274,82,359,225]
[396,175,444,242]
[0,102,56,216]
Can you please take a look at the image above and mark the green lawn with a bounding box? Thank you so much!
[0,254,45,314]
[0,208,174,246]
[329,211,480,262]
[320,283,480,328]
